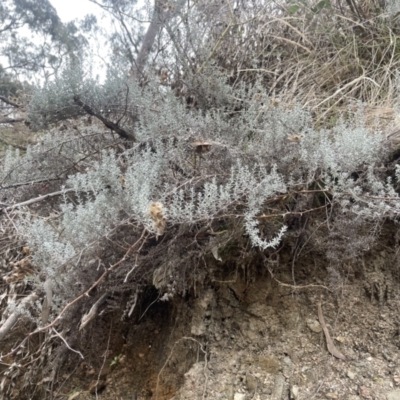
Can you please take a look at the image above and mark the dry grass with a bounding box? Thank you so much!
[209,0,400,127]
[0,124,37,155]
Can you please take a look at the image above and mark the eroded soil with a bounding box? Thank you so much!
[44,234,400,400]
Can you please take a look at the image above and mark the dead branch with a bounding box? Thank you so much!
[0,292,39,342]
[79,292,108,330]
[0,188,75,213]
[1,177,62,190]
[0,118,24,124]
[0,95,21,108]
[30,229,148,335]
[317,299,346,360]
[73,95,136,141]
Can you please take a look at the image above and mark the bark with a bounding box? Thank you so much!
[131,1,164,78]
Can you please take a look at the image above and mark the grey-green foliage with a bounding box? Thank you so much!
[0,121,117,188]
[19,218,76,279]
[28,62,99,128]
[12,64,399,306]
[386,0,400,16]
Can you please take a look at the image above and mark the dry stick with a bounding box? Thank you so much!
[317,300,346,360]
[96,321,113,400]
[0,118,24,124]
[73,96,136,141]
[0,136,27,150]
[3,230,147,358]
[0,95,21,108]
[257,205,327,220]
[313,75,380,110]
[52,328,84,359]
[0,188,75,212]
[79,293,108,331]
[272,277,331,292]
[0,292,39,341]
[1,177,62,190]
[269,35,312,54]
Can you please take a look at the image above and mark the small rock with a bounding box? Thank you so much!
[335,336,345,343]
[291,385,299,399]
[67,392,81,400]
[191,319,206,336]
[325,393,338,399]
[271,375,285,400]
[347,370,356,380]
[283,356,292,366]
[359,386,371,399]
[234,393,246,400]
[246,374,258,392]
[307,319,322,333]
[224,383,234,400]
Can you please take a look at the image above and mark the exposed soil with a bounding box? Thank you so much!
[28,224,399,400]
[4,226,400,400]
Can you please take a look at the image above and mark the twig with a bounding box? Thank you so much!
[0,177,62,190]
[73,95,136,141]
[313,76,380,110]
[128,291,138,318]
[0,188,75,212]
[52,328,84,359]
[124,259,138,283]
[4,229,148,355]
[96,321,113,400]
[139,293,161,321]
[0,118,24,124]
[0,292,39,341]
[317,299,346,360]
[79,293,108,330]
[265,261,331,292]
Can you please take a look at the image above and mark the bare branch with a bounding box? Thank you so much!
[0,118,24,124]
[0,292,39,342]
[0,96,21,108]
[79,292,108,330]
[73,95,136,141]
[0,188,75,213]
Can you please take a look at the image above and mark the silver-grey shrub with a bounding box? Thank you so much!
[5,65,396,310]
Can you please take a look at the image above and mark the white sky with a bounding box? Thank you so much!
[49,0,97,22]
[49,0,148,80]
[49,0,111,80]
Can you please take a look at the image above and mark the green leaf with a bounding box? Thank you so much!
[287,4,300,14]
[312,0,331,13]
